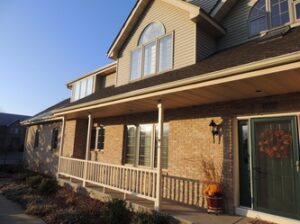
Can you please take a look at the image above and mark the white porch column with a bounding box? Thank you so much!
[57,116,65,178]
[155,102,164,211]
[83,114,93,187]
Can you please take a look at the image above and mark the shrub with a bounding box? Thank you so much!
[102,199,132,224]
[26,175,43,189]
[134,211,175,224]
[1,183,37,207]
[25,201,58,217]
[48,207,96,224]
[38,178,58,195]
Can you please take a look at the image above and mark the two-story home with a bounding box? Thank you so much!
[22,0,300,223]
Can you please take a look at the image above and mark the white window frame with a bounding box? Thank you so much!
[293,0,300,21]
[124,123,169,169]
[129,32,174,82]
[94,126,105,151]
[248,0,300,37]
[71,76,95,102]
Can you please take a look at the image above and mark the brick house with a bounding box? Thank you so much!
[22,0,300,223]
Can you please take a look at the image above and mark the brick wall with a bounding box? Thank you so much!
[62,120,76,157]
[60,92,300,213]
[62,119,88,159]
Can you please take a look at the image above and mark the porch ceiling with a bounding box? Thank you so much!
[64,66,300,120]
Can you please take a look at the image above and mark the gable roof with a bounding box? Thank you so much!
[107,0,225,59]
[56,26,300,114]
[21,98,70,126]
[184,0,219,13]
[210,0,238,22]
[0,113,31,127]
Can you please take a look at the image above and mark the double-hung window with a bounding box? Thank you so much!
[95,126,105,151]
[90,126,105,151]
[71,76,94,102]
[124,123,169,169]
[130,22,173,81]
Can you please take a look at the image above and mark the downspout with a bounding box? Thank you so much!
[57,116,65,178]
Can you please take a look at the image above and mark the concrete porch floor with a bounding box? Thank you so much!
[59,176,253,224]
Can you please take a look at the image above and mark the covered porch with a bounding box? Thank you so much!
[55,56,300,223]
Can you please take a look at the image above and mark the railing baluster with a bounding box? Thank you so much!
[58,157,159,202]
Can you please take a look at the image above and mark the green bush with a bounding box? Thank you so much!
[38,178,58,195]
[134,211,174,224]
[102,199,132,224]
[26,175,43,189]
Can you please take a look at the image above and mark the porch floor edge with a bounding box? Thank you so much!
[57,177,253,224]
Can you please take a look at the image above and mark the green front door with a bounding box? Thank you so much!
[251,116,300,219]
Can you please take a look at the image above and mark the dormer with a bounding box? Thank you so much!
[108,0,225,87]
[67,62,116,102]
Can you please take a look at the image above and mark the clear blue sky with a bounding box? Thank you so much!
[0,0,136,116]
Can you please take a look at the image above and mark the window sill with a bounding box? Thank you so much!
[129,67,174,84]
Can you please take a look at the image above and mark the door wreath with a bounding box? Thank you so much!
[258,128,292,159]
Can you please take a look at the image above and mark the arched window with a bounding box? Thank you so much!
[130,22,173,80]
[249,0,268,36]
[249,0,291,36]
[138,22,165,45]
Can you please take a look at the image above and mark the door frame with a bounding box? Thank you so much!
[250,116,300,219]
[234,113,300,220]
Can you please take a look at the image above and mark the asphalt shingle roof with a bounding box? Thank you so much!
[23,98,70,124]
[62,26,300,110]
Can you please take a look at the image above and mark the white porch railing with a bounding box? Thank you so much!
[58,156,158,201]
[59,157,85,180]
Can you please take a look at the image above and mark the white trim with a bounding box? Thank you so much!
[129,32,174,82]
[155,102,164,211]
[67,62,116,88]
[236,207,300,224]
[94,126,105,151]
[237,112,300,120]
[57,117,65,178]
[54,51,300,116]
[235,112,300,222]
[293,0,300,21]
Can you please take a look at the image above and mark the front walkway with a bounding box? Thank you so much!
[0,195,45,224]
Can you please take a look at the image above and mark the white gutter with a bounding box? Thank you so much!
[21,116,64,126]
[54,51,300,115]
[66,62,117,89]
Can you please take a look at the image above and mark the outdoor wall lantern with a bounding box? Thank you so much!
[209,120,219,143]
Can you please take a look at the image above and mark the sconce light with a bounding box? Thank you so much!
[209,120,219,143]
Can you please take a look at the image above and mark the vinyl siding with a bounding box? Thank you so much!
[95,72,116,91]
[196,26,216,61]
[104,73,116,88]
[185,0,219,12]
[116,0,196,86]
[217,0,255,50]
